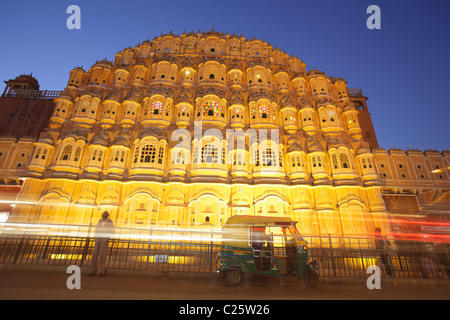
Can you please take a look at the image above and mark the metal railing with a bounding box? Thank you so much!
[348,88,364,98]
[2,89,61,99]
[0,223,448,281]
[304,236,450,280]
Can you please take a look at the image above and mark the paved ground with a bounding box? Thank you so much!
[0,266,449,301]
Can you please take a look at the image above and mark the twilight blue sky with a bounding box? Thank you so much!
[0,0,448,151]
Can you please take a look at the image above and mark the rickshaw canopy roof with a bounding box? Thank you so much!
[224,215,294,228]
[222,216,297,247]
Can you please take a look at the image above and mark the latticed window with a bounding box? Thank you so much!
[332,154,338,169]
[203,101,223,117]
[165,102,171,116]
[362,157,373,169]
[112,150,120,162]
[74,147,81,162]
[259,105,270,119]
[339,153,350,169]
[254,149,260,166]
[262,148,276,166]
[151,101,163,115]
[296,156,303,167]
[327,110,336,122]
[140,144,157,163]
[90,149,103,165]
[222,147,226,164]
[60,145,73,161]
[177,105,190,117]
[111,150,126,165]
[158,146,165,164]
[312,156,322,168]
[201,144,219,164]
[237,153,244,165]
[173,150,186,164]
[193,145,199,164]
[133,145,139,163]
[178,151,185,164]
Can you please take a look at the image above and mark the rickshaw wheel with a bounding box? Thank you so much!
[302,269,319,288]
[225,269,243,286]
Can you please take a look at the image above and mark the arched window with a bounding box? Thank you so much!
[133,145,139,164]
[60,145,73,161]
[262,147,276,167]
[203,101,220,116]
[339,153,350,169]
[331,154,338,169]
[201,144,219,164]
[111,149,126,165]
[259,105,269,118]
[237,153,244,165]
[158,145,165,164]
[296,156,302,167]
[151,101,163,115]
[113,150,120,162]
[254,149,260,166]
[74,147,81,162]
[172,149,186,164]
[140,144,157,163]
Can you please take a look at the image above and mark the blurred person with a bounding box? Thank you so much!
[434,242,450,278]
[88,211,114,277]
[374,227,394,277]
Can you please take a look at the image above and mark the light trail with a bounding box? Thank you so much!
[1,220,450,245]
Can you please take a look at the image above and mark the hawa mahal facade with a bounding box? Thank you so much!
[4,30,449,237]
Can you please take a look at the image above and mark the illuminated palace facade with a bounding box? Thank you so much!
[9,30,450,237]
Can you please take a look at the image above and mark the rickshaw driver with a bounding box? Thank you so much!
[251,227,272,271]
[284,227,298,275]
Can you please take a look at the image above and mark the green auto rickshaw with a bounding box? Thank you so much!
[217,215,319,287]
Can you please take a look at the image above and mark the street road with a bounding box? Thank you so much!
[0,269,448,301]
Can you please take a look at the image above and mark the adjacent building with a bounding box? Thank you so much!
[0,74,58,221]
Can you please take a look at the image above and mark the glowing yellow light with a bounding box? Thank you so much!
[137,255,194,264]
[343,257,379,269]
[50,254,84,260]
